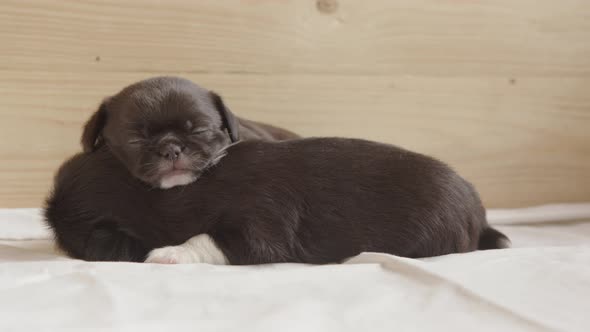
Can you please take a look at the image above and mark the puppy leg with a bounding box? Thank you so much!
[145,234,228,265]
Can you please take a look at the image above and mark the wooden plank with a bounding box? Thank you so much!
[0,0,588,76]
[1,71,589,207]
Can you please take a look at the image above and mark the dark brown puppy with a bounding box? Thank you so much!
[82,76,299,189]
[45,138,509,264]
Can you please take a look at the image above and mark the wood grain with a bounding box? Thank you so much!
[0,0,589,207]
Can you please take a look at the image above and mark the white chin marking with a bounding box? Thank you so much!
[159,173,197,189]
[145,234,228,265]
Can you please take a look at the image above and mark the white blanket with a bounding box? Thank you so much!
[1,205,589,332]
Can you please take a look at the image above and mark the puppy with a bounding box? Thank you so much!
[82,76,299,189]
[45,138,510,264]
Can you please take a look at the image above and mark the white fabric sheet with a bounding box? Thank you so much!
[1,205,589,331]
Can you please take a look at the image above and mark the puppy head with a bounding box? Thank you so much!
[81,76,239,188]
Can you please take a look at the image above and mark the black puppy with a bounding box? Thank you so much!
[82,76,299,189]
[45,138,509,265]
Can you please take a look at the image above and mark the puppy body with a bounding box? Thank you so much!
[238,117,300,141]
[45,138,509,264]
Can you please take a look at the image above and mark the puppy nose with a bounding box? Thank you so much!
[159,143,184,160]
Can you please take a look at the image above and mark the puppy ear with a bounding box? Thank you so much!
[210,91,239,142]
[81,99,109,152]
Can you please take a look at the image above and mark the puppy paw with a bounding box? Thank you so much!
[145,234,228,265]
[145,246,194,264]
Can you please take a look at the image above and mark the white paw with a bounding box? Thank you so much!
[145,245,197,264]
[145,234,228,265]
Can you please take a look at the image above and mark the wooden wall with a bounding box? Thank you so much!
[0,0,589,207]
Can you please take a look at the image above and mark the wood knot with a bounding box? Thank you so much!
[316,0,338,14]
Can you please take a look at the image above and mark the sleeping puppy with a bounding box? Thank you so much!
[44,138,510,264]
[82,76,299,189]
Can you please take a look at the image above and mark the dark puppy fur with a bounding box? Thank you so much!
[45,139,509,264]
[82,76,299,189]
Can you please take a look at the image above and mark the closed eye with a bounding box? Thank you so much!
[127,138,145,146]
[191,127,211,135]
